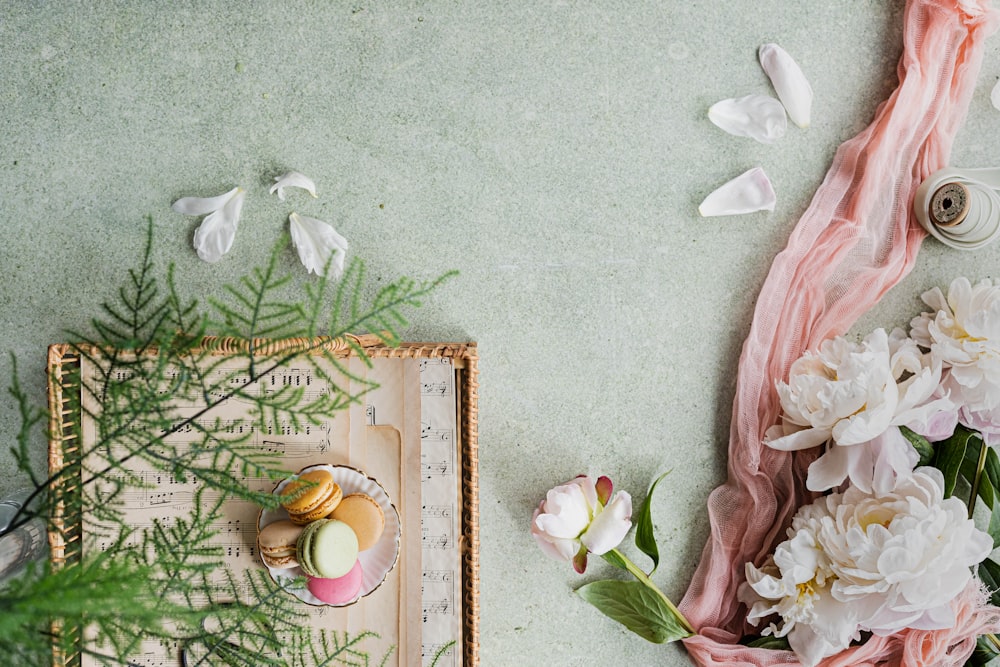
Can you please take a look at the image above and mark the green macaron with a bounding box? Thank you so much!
[296,518,359,579]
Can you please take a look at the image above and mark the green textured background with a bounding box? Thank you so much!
[2,2,999,665]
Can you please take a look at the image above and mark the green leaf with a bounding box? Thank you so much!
[979,558,1000,609]
[899,425,935,467]
[745,635,791,650]
[576,579,690,644]
[988,504,1000,550]
[933,431,971,498]
[635,471,671,573]
[968,634,1000,666]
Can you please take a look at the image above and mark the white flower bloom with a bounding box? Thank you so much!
[759,43,813,128]
[740,503,860,667]
[171,186,246,263]
[743,469,991,666]
[819,468,991,634]
[765,328,951,493]
[698,167,776,217]
[270,171,318,201]
[708,94,787,143]
[530,475,632,573]
[288,212,349,278]
[911,277,1000,426]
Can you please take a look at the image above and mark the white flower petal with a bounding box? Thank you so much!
[759,43,813,128]
[270,171,318,201]
[708,94,787,143]
[192,188,245,263]
[289,212,348,277]
[765,424,832,452]
[171,186,243,216]
[698,167,776,217]
[579,491,632,555]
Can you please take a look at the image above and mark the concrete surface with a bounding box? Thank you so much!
[2,2,1000,665]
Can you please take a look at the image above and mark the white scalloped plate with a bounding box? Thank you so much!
[257,464,401,607]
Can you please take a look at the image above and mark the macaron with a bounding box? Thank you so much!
[307,559,364,605]
[330,493,385,551]
[279,469,343,526]
[297,518,359,579]
[257,519,303,570]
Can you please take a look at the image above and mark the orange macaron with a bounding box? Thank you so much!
[279,469,343,526]
[330,493,385,551]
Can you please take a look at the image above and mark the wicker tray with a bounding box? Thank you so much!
[47,335,479,666]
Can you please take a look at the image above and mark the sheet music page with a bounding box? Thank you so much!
[417,358,462,666]
[77,353,463,666]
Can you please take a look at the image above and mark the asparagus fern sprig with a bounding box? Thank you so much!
[2,219,454,664]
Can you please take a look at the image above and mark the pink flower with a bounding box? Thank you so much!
[531,475,632,573]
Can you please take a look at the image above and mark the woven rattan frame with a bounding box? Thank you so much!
[47,336,479,667]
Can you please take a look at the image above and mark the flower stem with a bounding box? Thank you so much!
[969,439,988,520]
[609,548,696,636]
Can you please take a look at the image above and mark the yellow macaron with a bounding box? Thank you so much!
[279,469,343,526]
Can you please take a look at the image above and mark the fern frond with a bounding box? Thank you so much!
[208,237,307,344]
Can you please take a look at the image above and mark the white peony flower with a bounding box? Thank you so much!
[818,468,992,634]
[171,186,246,263]
[530,475,632,573]
[740,503,861,667]
[911,277,1000,441]
[270,171,318,201]
[765,328,951,493]
[743,469,991,666]
[288,212,349,278]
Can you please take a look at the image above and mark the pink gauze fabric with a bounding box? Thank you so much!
[679,1,1000,666]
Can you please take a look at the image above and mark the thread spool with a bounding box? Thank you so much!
[928,182,969,227]
[913,167,1000,250]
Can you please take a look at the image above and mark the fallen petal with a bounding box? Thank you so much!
[171,186,242,216]
[759,43,813,128]
[192,188,245,262]
[708,94,787,144]
[270,171,318,201]
[698,167,776,217]
[289,212,349,277]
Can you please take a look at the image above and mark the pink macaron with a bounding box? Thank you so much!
[307,558,364,605]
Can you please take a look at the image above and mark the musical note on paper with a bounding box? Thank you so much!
[366,404,376,426]
[421,527,453,550]
[318,422,332,453]
[420,424,453,443]
[422,599,451,621]
[421,642,456,666]
[421,459,452,478]
[125,653,168,667]
[418,358,453,371]
[266,368,314,388]
[420,380,452,397]
[421,504,453,519]
[419,358,454,397]
[422,569,454,583]
[420,429,454,481]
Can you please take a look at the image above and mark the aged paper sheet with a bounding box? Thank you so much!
[78,354,461,666]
